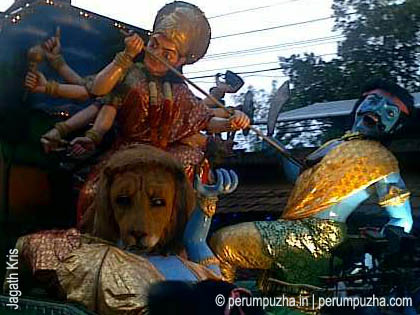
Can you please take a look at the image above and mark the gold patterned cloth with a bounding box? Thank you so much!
[210,219,346,285]
[256,219,346,261]
[255,218,347,286]
[210,222,273,283]
[282,139,399,220]
[16,230,219,314]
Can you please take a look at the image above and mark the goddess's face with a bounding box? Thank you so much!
[144,33,185,77]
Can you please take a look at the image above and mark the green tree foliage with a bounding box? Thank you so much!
[281,0,420,110]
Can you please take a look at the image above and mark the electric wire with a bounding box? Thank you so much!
[185,61,280,74]
[203,35,343,60]
[188,53,337,79]
[189,67,283,79]
[185,53,337,75]
[211,13,355,39]
[208,0,302,19]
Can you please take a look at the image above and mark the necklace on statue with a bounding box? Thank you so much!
[148,80,174,149]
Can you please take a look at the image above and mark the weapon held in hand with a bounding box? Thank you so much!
[120,29,303,167]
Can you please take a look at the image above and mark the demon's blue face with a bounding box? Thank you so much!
[352,89,406,138]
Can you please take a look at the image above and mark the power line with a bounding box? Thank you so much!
[243,74,289,78]
[189,80,215,84]
[204,35,343,59]
[208,0,301,19]
[189,67,283,80]
[185,53,337,75]
[203,35,343,60]
[188,52,337,80]
[185,61,280,74]
[211,13,355,40]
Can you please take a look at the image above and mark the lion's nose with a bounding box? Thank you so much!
[131,230,147,241]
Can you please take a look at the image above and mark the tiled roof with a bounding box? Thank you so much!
[275,92,420,122]
[218,183,292,214]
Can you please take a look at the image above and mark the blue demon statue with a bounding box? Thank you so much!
[210,79,415,287]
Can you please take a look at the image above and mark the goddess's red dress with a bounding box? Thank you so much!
[77,63,213,225]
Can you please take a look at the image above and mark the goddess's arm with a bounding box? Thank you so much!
[206,110,250,133]
[90,54,132,96]
[84,105,117,144]
[25,71,90,101]
[41,104,101,153]
[91,34,144,96]
[51,58,84,85]
[67,104,117,157]
[42,31,84,85]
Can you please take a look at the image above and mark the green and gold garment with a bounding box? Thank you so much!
[256,218,346,287]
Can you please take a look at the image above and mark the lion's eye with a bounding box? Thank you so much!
[151,198,166,207]
[116,195,132,207]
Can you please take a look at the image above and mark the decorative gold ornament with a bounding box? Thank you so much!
[54,122,71,137]
[85,129,102,145]
[45,80,59,97]
[379,186,410,207]
[50,55,66,70]
[113,51,133,72]
[153,1,211,64]
[197,194,218,217]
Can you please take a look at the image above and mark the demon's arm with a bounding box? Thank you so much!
[375,172,413,233]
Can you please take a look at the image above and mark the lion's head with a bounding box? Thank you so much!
[88,144,195,254]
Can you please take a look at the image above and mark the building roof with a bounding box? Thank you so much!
[218,183,292,213]
[276,92,420,122]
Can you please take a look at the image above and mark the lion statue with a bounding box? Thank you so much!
[4,144,220,314]
[83,143,196,254]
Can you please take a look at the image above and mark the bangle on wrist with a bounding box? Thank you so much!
[54,122,71,137]
[196,194,218,217]
[113,51,133,71]
[50,55,66,70]
[45,81,59,97]
[85,129,102,146]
